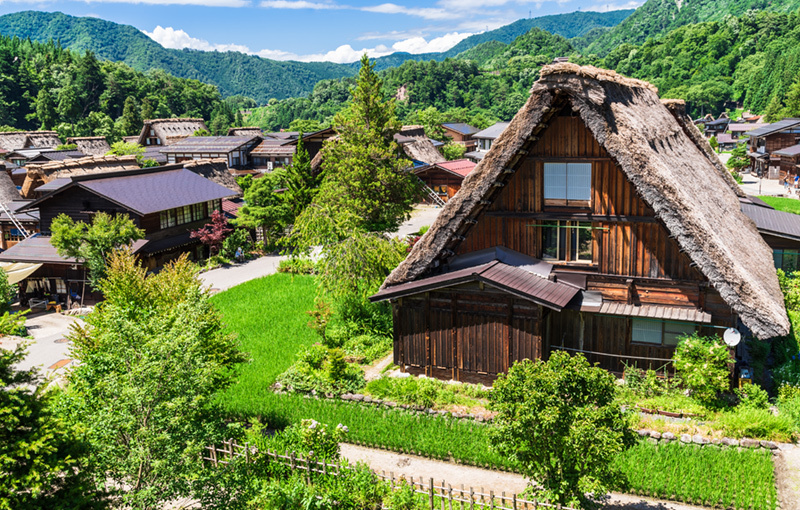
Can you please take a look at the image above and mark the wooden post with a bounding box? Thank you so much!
[490,490,495,510]
[512,494,517,510]
[452,295,458,381]
[245,442,249,464]
[307,452,313,484]
[448,484,453,510]
[430,477,435,510]
[290,451,296,470]
[470,487,474,510]
[425,293,432,376]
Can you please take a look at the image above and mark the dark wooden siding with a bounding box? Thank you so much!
[39,188,142,233]
[394,287,541,384]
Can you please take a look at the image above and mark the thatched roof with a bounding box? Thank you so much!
[0,131,62,151]
[22,155,140,198]
[227,127,263,137]
[383,63,788,339]
[137,118,208,146]
[0,171,20,204]
[395,126,445,165]
[182,158,242,195]
[68,136,111,156]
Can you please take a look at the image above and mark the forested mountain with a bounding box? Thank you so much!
[579,0,800,56]
[0,9,633,100]
[246,9,800,131]
[0,11,356,103]
[366,9,633,70]
[0,35,236,139]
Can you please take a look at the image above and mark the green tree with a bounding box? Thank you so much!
[58,251,247,509]
[106,140,146,164]
[50,212,144,288]
[409,106,448,141]
[1,344,103,509]
[673,333,733,403]
[0,268,15,313]
[490,352,632,507]
[441,142,467,161]
[289,119,325,132]
[281,135,320,221]
[726,142,750,172]
[34,88,57,130]
[235,171,292,248]
[292,54,419,243]
[117,96,142,137]
[709,135,719,152]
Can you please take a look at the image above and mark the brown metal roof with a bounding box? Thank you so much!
[741,202,800,241]
[371,260,579,310]
[598,302,711,323]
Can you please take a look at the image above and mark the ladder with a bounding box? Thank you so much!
[0,202,31,239]
[418,178,446,207]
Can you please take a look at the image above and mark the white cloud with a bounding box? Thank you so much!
[260,0,340,8]
[585,1,642,12]
[144,26,250,52]
[392,32,472,53]
[85,0,249,6]
[361,3,451,20]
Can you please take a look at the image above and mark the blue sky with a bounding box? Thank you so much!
[0,0,641,63]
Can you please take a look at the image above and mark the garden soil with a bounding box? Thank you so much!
[340,443,710,510]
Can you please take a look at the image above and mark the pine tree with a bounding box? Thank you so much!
[118,96,142,136]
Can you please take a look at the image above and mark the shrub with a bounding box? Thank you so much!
[490,352,633,507]
[0,310,27,337]
[773,360,800,388]
[365,376,490,409]
[0,269,15,313]
[221,227,251,259]
[717,407,796,442]
[673,333,732,403]
[275,343,365,396]
[273,419,348,460]
[778,385,800,428]
[734,384,770,410]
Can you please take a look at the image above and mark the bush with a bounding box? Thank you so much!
[221,228,252,259]
[275,343,365,396]
[673,333,732,403]
[0,311,27,337]
[622,364,679,398]
[778,385,800,428]
[270,419,348,460]
[734,384,770,410]
[490,352,633,507]
[278,257,316,275]
[0,269,15,313]
[365,376,489,409]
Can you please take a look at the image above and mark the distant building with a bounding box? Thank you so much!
[136,118,209,147]
[67,136,111,156]
[441,123,479,151]
[745,119,800,179]
[159,136,261,168]
[464,122,510,162]
[413,159,476,203]
[0,131,62,152]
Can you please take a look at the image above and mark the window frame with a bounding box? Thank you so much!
[540,220,594,264]
[543,161,592,208]
[631,318,696,347]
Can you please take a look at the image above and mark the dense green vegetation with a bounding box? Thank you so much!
[0,34,230,138]
[0,10,356,103]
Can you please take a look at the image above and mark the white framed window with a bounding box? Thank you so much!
[541,221,593,263]
[159,209,176,229]
[544,162,592,205]
[632,319,695,347]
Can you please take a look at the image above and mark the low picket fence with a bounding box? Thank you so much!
[202,439,578,510]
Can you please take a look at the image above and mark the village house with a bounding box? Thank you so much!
[441,123,479,151]
[371,64,789,384]
[0,165,238,307]
[250,138,296,172]
[395,125,445,166]
[0,172,37,250]
[740,195,800,272]
[745,119,800,179]
[413,159,476,203]
[728,123,767,140]
[774,144,800,183]
[21,155,141,199]
[0,131,62,152]
[159,135,262,168]
[465,122,510,163]
[702,117,730,138]
[67,136,111,156]
[227,127,264,137]
[136,118,209,147]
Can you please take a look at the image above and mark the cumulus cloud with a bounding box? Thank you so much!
[144,26,250,53]
[361,3,451,20]
[392,32,472,53]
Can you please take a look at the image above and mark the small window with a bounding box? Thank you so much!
[774,249,800,272]
[541,221,593,263]
[544,162,592,206]
[632,319,695,347]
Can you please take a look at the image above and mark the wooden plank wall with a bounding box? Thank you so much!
[394,288,541,384]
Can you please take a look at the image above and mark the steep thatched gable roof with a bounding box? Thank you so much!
[395,126,445,165]
[23,155,140,198]
[182,158,242,195]
[0,171,20,204]
[383,64,788,339]
[227,127,264,137]
[0,131,62,151]
[68,136,111,156]
[137,118,208,146]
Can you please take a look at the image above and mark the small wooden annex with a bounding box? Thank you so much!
[372,64,789,384]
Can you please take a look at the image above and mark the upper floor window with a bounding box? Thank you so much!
[631,319,695,347]
[774,249,800,272]
[544,162,591,207]
[541,221,593,263]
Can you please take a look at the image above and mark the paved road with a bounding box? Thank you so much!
[392,204,442,239]
[199,254,286,292]
[1,312,84,379]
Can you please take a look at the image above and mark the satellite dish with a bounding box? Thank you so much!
[723,328,741,347]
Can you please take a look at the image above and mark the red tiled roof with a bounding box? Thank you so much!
[437,159,476,177]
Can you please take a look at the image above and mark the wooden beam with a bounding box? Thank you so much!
[484,211,658,223]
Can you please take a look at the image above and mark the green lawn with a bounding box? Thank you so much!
[757,196,800,215]
[212,274,779,509]
[211,273,319,412]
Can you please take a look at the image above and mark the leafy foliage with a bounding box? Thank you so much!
[673,333,733,403]
[191,209,233,256]
[58,250,247,508]
[0,344,102,509]
[0,268,15,313]
[50,212,144,288]
[490,352,633,507]
[275,343,365,396]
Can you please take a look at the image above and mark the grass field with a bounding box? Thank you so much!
[212,274,779,510]
[757,196,800,215]
[211,273,319,410]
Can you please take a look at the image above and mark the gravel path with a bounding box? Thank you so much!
[775,445,800,510]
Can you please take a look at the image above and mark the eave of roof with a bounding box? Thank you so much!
[745,119,800,138]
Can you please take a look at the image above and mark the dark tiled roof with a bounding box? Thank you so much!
[442,123,479,136]
[159,136,259,154]
[78,168,235,215]
[473,122,510,139]
[371,259,578,310]
[745,119,800,138]
[703,118,730,128]
[141,146,168,164]
[464,151,486,161]
[741,202,800,241]
[0,235,76,264]
[36,178,72,193]
[36,150,87,162]
[599,302,711,323]
[139,231,197,255]
[775,144,800,157]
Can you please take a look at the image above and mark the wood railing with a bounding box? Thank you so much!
[203,439,578,510]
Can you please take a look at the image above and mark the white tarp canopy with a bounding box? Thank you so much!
[0,262,43,284]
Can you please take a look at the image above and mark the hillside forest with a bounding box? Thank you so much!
[247,10,800,132]
[0,36,245,140]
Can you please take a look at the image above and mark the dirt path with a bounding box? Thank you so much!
[340,444,708,510]
[774,445,800,510]
[363,353,394,381]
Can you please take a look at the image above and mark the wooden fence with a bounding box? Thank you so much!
[203,440,578,510]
